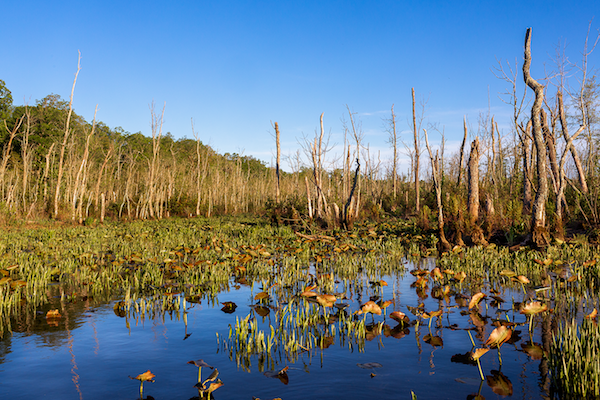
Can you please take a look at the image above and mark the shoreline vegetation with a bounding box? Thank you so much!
[0,29,599,252]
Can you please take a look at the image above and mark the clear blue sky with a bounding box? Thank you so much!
[2,1,598,172]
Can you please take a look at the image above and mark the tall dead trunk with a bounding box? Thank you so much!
[390,105,398,198]
[423,129,451,252]
[557,90,588,193]
[556,124,586,239]
[54,52,80,218]
[457,117,468,187]
[521,121,533,214]
[274,122,281,203]
[412,88,420,213]
[467,137,487,245]
[0,115,25,189]
[523,28,550,248]
[541,108,560,194]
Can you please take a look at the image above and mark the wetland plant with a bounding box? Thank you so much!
[549,319,600,399]
[129,370,155,399]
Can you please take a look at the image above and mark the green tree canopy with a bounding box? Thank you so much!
[0,79,12,119]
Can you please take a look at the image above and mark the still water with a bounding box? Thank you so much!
[0,259,550,400]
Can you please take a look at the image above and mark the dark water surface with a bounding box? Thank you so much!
[0,259,550,400]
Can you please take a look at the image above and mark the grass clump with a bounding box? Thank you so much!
[549,319,600,399]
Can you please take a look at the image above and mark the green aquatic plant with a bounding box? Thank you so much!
[549,319,600,399]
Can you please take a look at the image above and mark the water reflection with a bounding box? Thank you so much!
[0,257,592,400]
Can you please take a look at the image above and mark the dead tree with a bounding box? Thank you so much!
[423,129,451,252]
[457,117,468,187]
[274,122,281,203]
[523,28,550,248]
[412,88,420,213]
[467,137,487,245]
[557,90,588,193]
[54,51,80,218]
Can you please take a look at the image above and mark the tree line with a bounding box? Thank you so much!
[1,28,599,250]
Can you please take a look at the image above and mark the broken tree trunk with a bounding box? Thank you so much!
[467,137,487,246]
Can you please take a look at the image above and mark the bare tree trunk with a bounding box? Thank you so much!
[305,175,313,219]
[521,121,533,214]
[557,90,588,193]
[457,116,468,187]
[467,137,487,245]
[412,88,420,213]
[556,124,586,238]
[21,108,32,215]
[467,138,480,223]
[523,28,550,248]
[343,159,360,230]
[191,118,202,216]
[72,105,97,222]
[0,115,25,190]
[541,108,560,194]
[146,102,165,219]
[274,122,281,203]
[423,129,451,252]
[93,145,113,210]
[390,105,398,198]
[54,52,81,218]
[345,106,362,219]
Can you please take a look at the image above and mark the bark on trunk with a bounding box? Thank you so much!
[467,137,487,245]
[523,28,550,248]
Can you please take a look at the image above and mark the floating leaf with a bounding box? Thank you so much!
[131,370,155,382]
[512,275,530,284]
[521,342,545,360]
[454,271,467,282]
[187,359,213,369]
[46,309,62,320]
[423,334,443,347]
[264,366,289,385]
[470,348,489,361]
[499,270,516,278]
[583,259,597,267]
[469,292,486,310]
[357,362,382,369]
[316,295,335,308]
[485,326,513,349]
[359,301,382,316]
[254,291,270,301]
[253,305,271,317]
[221,301,238,313]
[520,301,548,316]
[486,370,513,396]
[389,311,409,325]
[586,308,598,320]
[431,267,443,281]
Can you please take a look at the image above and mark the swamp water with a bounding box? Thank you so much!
[1,257,558,400]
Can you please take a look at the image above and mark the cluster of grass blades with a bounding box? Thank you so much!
[549,318,600,399]
[0,216,417,338]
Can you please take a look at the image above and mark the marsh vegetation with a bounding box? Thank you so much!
[0,217,598,399]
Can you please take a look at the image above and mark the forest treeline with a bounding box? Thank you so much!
[1,28,599,249]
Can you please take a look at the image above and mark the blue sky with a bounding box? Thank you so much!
[2,1,598,172]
